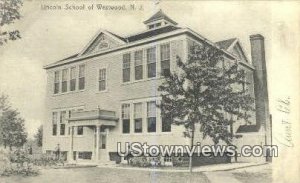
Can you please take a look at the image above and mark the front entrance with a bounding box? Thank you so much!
[96,126,109,162]
[67,109,118,164]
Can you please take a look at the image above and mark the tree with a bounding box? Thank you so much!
[0,93,10,112]
[0,94,11,145]
[34,125,43,147]
[0,94,27,150]
[158,43,254,172]
[0,0,23,45]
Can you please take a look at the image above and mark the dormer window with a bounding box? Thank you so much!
[148,24,155,29]
[144,9,178,30]
[148,22,163,30]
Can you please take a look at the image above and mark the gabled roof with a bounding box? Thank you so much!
[59,54,79,62]
[144,9,178,25]
[78,29,127,56]
[216,38,250,63]
[125,25,181,43]
[215,38,237,50]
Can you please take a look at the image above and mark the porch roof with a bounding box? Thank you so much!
[68,109,118,127]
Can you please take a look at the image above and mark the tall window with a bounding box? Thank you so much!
[99,68,106,91]
[160,43,170,76]
[60,111,66,135]
[161,108,171,132]
[62,69,68,93]
[122,104,130,133]
[52,112,58,136]
[70,67,76,91]
[147,47,156,78]
[77,126,83,135]
[54,71,60,94]
[123,53,131,82]
[134,103,143,133]
[79,65,85,90]
[134,50,143,80]
[147,101,156,132]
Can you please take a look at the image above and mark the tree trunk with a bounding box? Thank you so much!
[189,122,195,173]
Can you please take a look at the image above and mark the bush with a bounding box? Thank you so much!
[129,157,150,167]
[129,156,163,167]
[0,149,39,177]
[0,149,10,175]
[31,154,64,167]
[172,156,189,167]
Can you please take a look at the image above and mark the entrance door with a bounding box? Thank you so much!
[99,127,109,161]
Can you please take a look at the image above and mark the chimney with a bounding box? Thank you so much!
[250,34,271,145]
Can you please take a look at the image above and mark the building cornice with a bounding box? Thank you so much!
[43,28,253,70]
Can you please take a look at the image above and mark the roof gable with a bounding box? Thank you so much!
[215,38,237,50]
[79,30,126,56]
[231,42,250,63]
[216,38,250,63]
[144,9,178,25]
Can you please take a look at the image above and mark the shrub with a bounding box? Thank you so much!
[1,149,39,177]
[129,157,151,167]
[129,156,163,167]
[0,149,10,175]
[31,154,64,167]
[172,156,189,167]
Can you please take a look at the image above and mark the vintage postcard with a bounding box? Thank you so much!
[0,0,299,182]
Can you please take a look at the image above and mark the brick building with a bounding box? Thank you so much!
[43,10,271,165]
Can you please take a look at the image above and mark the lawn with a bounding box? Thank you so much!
[0,167,210,183]
[232,169,272,183]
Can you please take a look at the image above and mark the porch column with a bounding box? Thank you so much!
[95,125,100,162]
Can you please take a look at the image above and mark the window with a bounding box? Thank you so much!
[134,50,143,80]
[70,67,76,91]
[62,69,68,93]
[123,53,131,82]
[147,47,156,78]
[155,23,161,27]
[134,103,143,133]
[79,65,85,90]
[54,71,60,94]
[122,104,130,133]
[60,111,66,135]
[148,24,155,29]
[77,126,83,135]
[147,101,156,132]
[161,109,171,132]
[160,43,170,76]
[52,112,58,135]
[99,68,106,91]
[78,152,92,160]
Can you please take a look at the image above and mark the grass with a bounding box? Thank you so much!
[232,170,272,183]
[0,167,210,183]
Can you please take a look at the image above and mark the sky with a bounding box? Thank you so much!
[0,0,299,145]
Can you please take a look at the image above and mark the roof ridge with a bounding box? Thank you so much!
[143,9,178,25]
[124,25,180,38]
